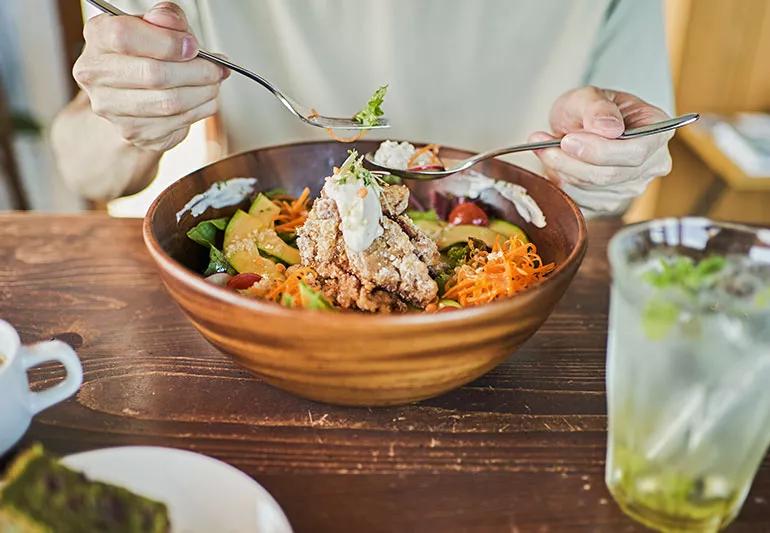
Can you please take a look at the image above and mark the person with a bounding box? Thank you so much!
[52,0,674,216]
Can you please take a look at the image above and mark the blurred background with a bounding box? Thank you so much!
[1,0,769,222]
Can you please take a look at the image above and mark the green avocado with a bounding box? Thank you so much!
[438,299,462,309]
[224,210,299,274]
[248,193,280,225]
[414,219,446,241]
[437,225,502,250]
[488,219,529,243]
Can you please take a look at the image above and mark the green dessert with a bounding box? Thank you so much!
[0,445,170,533]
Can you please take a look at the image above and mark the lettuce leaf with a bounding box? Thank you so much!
[186,217,228,248]
[353,85,388,127]
[203,246,236,276]
[187,217,236,275]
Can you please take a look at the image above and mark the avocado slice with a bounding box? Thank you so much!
[224,210,300,274]
[437,225,502,250]
[414,219,446,241]
[489,219,529,243]
[438,299,462,309]
[248,193,280,226]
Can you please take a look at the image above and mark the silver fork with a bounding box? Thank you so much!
[365,113,699,180]
[85,0,389,131]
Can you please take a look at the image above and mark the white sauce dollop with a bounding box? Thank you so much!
[176,177,257,222]
[325,176,383,253]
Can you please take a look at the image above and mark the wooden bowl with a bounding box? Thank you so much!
[143,140,587,406]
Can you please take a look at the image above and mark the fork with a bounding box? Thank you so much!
[85,0,390,131]
[365,113,700,180]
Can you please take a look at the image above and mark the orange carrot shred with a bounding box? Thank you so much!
[325,128,366,143]
[442,236,555,307]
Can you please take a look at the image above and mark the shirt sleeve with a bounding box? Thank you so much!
[582,0,674,115]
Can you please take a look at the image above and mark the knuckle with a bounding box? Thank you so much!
[89,95,109,117]
[655,152,673,177]
[159,89,184,115]
[72,57,94,86]
[108,19,133,54]
[142,60,168,88]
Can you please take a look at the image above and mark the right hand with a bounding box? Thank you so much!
[73,1,228,152]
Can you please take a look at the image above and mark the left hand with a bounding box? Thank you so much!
[529,86,673,215]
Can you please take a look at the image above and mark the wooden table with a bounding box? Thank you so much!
[1,214,768,532]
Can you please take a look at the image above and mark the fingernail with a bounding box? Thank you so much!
[561,136,583,157]
[182,35,197,59]
[156,7,181,20]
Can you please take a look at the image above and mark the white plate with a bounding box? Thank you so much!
[62,446,292,533]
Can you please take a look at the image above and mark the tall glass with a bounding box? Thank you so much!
[606,218,770,532]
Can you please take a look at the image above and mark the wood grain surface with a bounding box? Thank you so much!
[1,214,768,532]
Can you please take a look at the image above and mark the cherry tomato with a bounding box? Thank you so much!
[448,203,489,226]
[227,273,262,290]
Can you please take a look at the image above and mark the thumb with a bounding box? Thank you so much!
[550,86,625,139]
[143,1,190,32]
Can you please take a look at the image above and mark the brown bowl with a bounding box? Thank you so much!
[143,140,587,406]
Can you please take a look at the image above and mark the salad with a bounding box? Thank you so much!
[185,146,555,313]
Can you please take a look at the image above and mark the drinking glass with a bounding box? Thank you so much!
[605,218,770,532]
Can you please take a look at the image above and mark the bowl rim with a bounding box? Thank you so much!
[143,139,588,326]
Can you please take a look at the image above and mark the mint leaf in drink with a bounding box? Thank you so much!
[645,255,727,293]
[643,299,681,340]
[353,85,387,127]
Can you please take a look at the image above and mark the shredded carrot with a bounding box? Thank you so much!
[407,143,442,168]
[273,187,310,233]
[266,266,317,307]
[442,236,555,306]
[308,108,320,120]
[325,128,366,143]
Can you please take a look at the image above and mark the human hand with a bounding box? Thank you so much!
[73,1,228,152]
[529,86,673,215]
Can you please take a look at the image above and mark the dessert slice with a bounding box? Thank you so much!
[0,444,170,533]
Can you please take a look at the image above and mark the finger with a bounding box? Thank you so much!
[560,130,670,167]
[90,84,219,117]
[549,86,624,138]
[78,54,225,89]
[86,13,197,61]
[534,145,639,187]
[143,2,190,32]
[109,98,218,144]
[527,130,559,154]
[608,91,670,128]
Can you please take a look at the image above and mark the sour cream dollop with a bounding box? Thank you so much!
[325,176,383,253]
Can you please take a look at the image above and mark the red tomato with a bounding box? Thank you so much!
[448,203,489,226]
[227,273,262,290]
